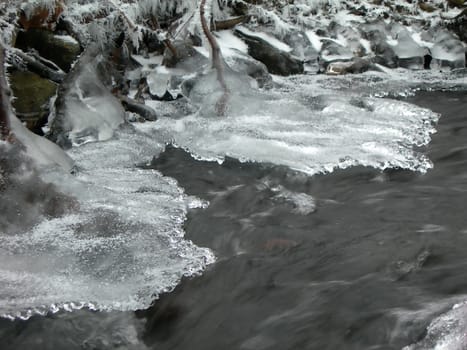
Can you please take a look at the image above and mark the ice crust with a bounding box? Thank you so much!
[404,302,467,350]
[152,73,440,176]
[0,125,214,320]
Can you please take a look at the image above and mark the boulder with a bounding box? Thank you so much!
[447,9,467,44]
[15,29,81,72]
[362,29,398,68]
[234,29,304,76]
[162,40,208,70]
[224,48,272,88]
[283,31,319,64]
[430,30,466,69]
[9,70,57,135]
[318,40,353,71]
[325,58,372,75]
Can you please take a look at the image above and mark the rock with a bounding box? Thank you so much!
[318,39,354,71]
[447,9,467,44]
[9,70,57,135]
[325,58,372,75]
[419,2,437,12]
[430,30,466,69]
[0,142,77,235]
[15,28,81,72]
[330,23,367,57]
[224,48,272,88]
[361,27,398,68]
[162,40,208,70]
[234,29,304,76]
[391,28,427,69]
[283,31,319,64]
[18,0,64,31]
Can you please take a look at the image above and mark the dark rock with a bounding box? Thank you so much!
[234,29,304,76]
[283,31,319,63]
[162,40,208,70]
[430,30,466,69]
[362,29,398,68]
[224,49,272,88]
[447,9,467,44]
[325,58,373,75]
[15,28,81,72]
[229,0,249,16]
[119,95,158,121]
[9,70,57,134]
[318,40,354,71]
[0,143,77,235]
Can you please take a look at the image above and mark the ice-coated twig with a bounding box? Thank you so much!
[200,0,230,116]
[0,41,11,140]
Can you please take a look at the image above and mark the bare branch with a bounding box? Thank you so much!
[0,42,11,140]
[7,47,66,83]
[200,0,230,116]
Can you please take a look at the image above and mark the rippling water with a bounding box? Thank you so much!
[1,74,467,349]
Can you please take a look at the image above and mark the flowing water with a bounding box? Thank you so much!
[0,72,467,349]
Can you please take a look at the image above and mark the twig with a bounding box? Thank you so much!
[0,42,11,140]
[7,47,66,83]
[200,0,230,116]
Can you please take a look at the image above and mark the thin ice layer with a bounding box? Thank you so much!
[403,301,467,350]
[0,125,214,320]
[151,75,439,176]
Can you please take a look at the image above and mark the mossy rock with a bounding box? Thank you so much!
[10,71,57,133]
[15,29,81,72]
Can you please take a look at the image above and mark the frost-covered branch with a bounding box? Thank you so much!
[0,42,11,140]
[200,0,230,116]
[7,47,66,83]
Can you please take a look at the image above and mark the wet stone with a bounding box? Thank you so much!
[9,70,57,134]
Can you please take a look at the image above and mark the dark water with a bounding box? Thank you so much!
[1,91,467,349]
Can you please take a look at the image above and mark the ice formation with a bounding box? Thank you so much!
[0,125,214,319]
[151,73,440,176]
[403,302,467,350]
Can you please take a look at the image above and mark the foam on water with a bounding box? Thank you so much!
[0,125,215,320]
[151,74,441,176]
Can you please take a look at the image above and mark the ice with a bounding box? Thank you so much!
[146,68,171,97]
[215,30,249,55]
[0,124,214,319]
[150,74,439,176]
[319,39,354,64]
[391,28,427,69]
[60,64,125,146]
[430,30,466,70]
[403,301,467,350]
[10,114,74,172]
